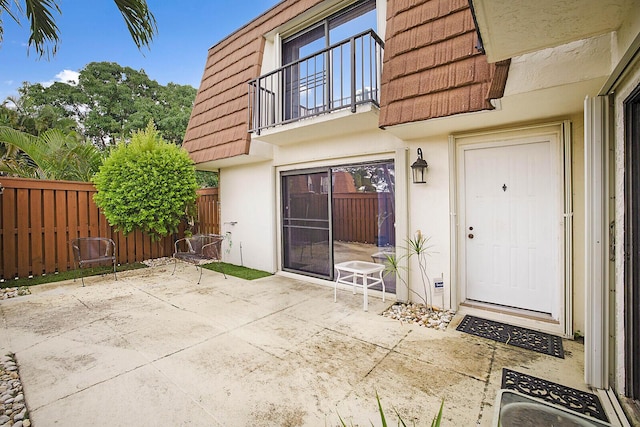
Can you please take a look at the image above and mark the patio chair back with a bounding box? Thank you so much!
[70,237,117,286]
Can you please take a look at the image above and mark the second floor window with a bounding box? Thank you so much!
[282,0,377,65]
[247,0,383,133]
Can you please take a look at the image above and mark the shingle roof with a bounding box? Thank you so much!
[183,0,325,164]
[379,0,509,127]
[184,0,510,163]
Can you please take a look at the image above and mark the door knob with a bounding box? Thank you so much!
[468,233,474,239]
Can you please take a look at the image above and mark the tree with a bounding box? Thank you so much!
[15,62,197,147]
[1,0,157,58]
[0,126,103,180]
[93,122,198,239]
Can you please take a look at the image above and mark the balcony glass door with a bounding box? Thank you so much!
[283,25,326,121]
[282,0,376,120]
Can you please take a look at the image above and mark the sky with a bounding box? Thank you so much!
[0,0,282,101]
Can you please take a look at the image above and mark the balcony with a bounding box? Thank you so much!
[248,30,384,135]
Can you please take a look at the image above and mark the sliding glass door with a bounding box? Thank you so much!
[281,161,395,289]
[282,170,333,278]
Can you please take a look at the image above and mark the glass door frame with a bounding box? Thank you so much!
[281,167,335,280]
[280,159,395,282]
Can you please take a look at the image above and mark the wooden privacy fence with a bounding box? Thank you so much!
[333,192,395,245]
[0,177,219,280]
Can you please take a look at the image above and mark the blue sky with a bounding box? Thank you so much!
[0,0,281,101]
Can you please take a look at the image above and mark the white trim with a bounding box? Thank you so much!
[395,148,410,302]
[596,389,632,427]
[563,120,574,337]
[448,136,458,310]
[584,95,611,389]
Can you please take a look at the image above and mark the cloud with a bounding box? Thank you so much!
[56,70,79,85]
[41,69,79,87]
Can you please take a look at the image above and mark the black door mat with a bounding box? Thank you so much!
[501,368,608,422]
[456,315,564,358]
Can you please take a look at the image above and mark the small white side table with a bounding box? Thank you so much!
[334,261,385,311]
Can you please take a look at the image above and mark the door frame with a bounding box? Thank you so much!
[624,84,640,403]
[449,122,573,336]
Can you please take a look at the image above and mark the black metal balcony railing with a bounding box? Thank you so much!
[248,30,384,135]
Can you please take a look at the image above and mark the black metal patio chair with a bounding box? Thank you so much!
[70,237,117,287]
[172,234,227,284]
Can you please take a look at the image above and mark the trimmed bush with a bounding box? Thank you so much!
[93,122,198,239]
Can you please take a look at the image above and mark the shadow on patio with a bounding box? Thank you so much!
[0,263,588,426]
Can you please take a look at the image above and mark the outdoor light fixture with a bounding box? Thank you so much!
[411,148,428,184]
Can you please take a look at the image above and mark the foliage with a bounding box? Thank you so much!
[384,230,435,310]
[93,122,198,239]
[15,63,197,147]
[0,126,104,180]
[334,163,395,193]
[0,0,157,58]
[202,262,272,280]
[196,170,219,188]
[1,96,76,136]
[338,392,444,427]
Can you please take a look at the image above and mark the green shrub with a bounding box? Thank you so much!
[93,122,198,239]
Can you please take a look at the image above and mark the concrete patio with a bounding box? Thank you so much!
[0,263,589,426]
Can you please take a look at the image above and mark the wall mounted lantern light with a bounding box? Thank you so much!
[411,148,428,184]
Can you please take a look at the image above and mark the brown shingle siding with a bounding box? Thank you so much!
[379,0,509,127]
[185,0,511,162]
[183,0,325,163]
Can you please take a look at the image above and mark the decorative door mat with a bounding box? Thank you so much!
[501,368,608,422]
[456,315,564,358]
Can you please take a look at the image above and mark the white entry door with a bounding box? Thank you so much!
[461,135,561,314]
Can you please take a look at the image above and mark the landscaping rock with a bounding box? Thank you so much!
[381,302,456,330]
[0,354,30,426]
[0,287,31,300]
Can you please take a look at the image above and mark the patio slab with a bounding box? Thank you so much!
[0,264,593,426]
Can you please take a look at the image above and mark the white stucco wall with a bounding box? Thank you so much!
[504,34,612,96]
[406,137,452,309]
[219,162,277,273]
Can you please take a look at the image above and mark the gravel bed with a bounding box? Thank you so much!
[0,354,30,427]
[381,303,455,330]
[142,257,175,267]
[0,288,30,301]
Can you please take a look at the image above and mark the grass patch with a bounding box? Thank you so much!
[202,262,272,280]
[1,263,148,289]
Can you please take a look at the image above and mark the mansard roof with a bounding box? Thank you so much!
[183,0,509,163]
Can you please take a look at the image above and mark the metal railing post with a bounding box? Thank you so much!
[350,36,357,113]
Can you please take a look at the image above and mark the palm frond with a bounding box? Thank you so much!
[113,0,157,50]
[24,0,61,58]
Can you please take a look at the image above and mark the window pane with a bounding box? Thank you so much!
[329,0,376,44]
[282,172,332,278]
[283,25,325,64]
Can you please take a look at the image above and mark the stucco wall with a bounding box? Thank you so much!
[406,137,452,309]
[220,162,277,273]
